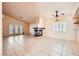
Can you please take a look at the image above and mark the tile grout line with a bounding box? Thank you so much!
[3,39,17,56]
[14,38,33,56]
[6,37,18,56]
[8,41,18,56]
[60,40,65,56]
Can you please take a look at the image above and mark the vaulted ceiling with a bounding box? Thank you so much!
[3,2,79,23]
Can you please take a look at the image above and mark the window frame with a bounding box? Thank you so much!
[53,21,67,32]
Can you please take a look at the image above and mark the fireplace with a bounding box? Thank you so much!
[33,27,45,37]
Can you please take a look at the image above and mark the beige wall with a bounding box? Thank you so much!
[44,16,76,40]
[29,15,77,40]
[74,18,79,44]
[29,16,77,41]
[3,14,29,36]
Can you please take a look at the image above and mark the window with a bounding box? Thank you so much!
[53,21,67,32]
[15,25,19,33]
[19,25,23,33]
[62,22,67,32]
[9,24,14,34]
[9,24,23,35]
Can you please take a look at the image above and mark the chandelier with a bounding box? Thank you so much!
[52,11,64,21]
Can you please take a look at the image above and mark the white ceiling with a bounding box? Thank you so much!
[3,2,79,23]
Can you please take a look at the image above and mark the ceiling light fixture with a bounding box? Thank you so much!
[52,11,64,21]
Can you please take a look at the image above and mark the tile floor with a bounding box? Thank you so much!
[3,35,79,56]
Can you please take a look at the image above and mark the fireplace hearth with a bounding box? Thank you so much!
[33,27,45,37]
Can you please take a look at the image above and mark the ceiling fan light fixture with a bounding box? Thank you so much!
[52,10,64,21]
[55,17,60,21]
